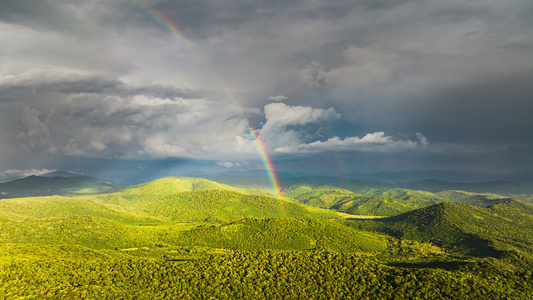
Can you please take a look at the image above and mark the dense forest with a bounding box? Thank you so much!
[1,176,533,299]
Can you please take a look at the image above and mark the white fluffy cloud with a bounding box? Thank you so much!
[275,132,422,154]
[268,95,288,102]
[263,102,340,126]
[260,102,340,150]
[274,131,500,155]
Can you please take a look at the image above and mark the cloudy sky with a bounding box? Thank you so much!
[1,0,532,182]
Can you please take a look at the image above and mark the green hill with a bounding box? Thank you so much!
[331,195,434,216]
[436,190,533,209]
[0,215,163,249]
[361,188,444,202]
[1,176,533,299]
[175,218,388,252]
[346,202,533,261]
[122,176,245,195]
[282,178,395,194]
[285,182,532,217]
[284,186,354,207]
[84,177,338,223]
[285,185,438,216]
[0,196,162,225]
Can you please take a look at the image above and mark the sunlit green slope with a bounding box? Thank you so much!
[284,185,438,216]
[345,202,533,262]
[436,190,533,209]
[1,176,533,299]
[122,176,245,195]
[174,218,388,252]
[0,195,162,225]
[359,188,444,202]
[0,212,377,254]
[86,177,338,222]
[3,248,532,299]
[0,215,162,249]
[284,182,532,216]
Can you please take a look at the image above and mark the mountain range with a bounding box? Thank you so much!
[1,172,533,298]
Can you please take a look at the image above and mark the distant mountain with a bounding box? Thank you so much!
[505,176,533,189]
[399,179,533,195]
[0,170,78,183]
[0,172,122,199]
[466,180,533,195]
[212,169,516,183]
[205,170,533,196]
[203,171,338,192]
[346,170,507,183]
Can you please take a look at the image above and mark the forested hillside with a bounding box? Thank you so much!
[1,176,532,299]
[345,202,533,262]
[284,182,532,216]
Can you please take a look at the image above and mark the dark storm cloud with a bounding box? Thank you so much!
[0,0,70,28]
[325,70,533,146]
[1,0,532,175]
[0,72,252,168]
[0,76,203,101]
[0,0,138,34]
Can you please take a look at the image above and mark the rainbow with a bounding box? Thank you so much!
[134,2,285,202]
[135,3,190,46]
[226,89,285,201]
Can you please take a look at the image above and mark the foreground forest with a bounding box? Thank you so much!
[1,175,533,299]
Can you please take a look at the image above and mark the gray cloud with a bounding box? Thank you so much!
[0,73,203,101]
[0,0,532,176]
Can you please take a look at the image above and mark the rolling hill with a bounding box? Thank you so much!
[345,202,533,262]
[283,180,533,216]
[0,195,163,225]
[86,177,338,223]
[435,190,533,208]
[0,214,162,250]
[1,175,533,299]
[175,217,389,252]
[285,186,436,216]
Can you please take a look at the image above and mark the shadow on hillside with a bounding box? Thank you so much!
[385,260,469,270]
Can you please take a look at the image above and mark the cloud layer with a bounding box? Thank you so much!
[1,0,532,176]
